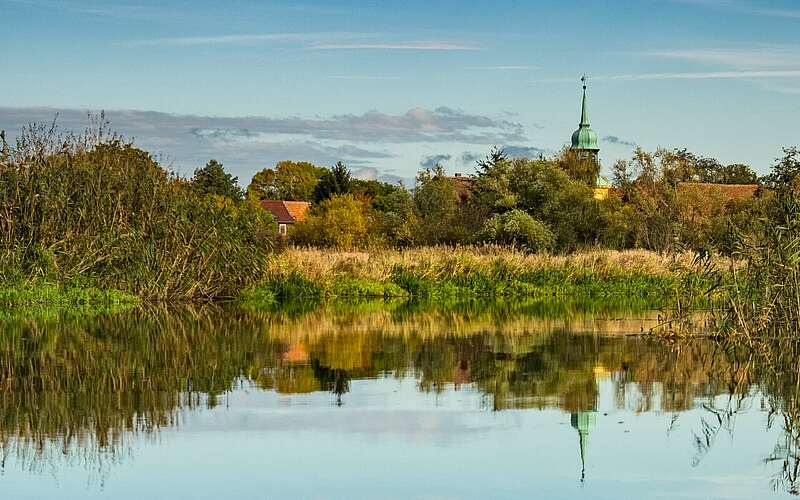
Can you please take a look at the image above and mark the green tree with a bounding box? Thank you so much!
[246,161,325,201]
[291,194,377,249]
[191,159,243,200]
[710,163,757,184]
[313,161,352,202]
[414,165,460,244]
[474,209,555,252]
[555,147,600,186]
[375,189,421,247]
[766,147,800,191]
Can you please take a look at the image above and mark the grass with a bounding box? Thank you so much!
[241,246,725,306]
[0,284,139,306]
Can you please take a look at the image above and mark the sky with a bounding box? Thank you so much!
[2,0,800,185]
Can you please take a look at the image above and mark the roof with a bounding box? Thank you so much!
[676,182,759,199]
[259,200,311,224]
[676,182,759,219]
[570,83,599,152]
[447,175,474,201]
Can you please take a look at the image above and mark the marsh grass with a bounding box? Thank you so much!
[244,246,719,305]
[0,118,276,301]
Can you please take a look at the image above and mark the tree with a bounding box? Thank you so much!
[474,209,555,252]
[191,159,243,200]
[246,161,325,201]
[375,189,421,247]
[290,194,377,249]
[710,163,757,184]
[766,147,800,191]
[313,161,352,202]
[555,147,600,186]
[414,165,460,244]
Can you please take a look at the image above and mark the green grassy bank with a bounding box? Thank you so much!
[240,247,724,308]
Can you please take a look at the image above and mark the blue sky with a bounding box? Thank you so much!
[3,0,800,184]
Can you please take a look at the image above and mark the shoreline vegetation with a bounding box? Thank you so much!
[241,246,719,307]
[1,118,797,316]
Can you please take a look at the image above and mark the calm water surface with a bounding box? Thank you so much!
[0,301,795,499]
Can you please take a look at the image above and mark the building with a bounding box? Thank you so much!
[570,76,610,197]
[259,200,311,235]
[570,76,600,164]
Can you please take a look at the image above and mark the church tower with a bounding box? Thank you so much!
[570,76,600,163]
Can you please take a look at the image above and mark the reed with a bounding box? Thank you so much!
[0,120,276,300]
[244,246,721,304]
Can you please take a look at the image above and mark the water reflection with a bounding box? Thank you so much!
[0,299,795,496]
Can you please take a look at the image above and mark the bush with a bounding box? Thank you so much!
[474,210,555,252]
[290,194,381,249]
[0,123,276,300]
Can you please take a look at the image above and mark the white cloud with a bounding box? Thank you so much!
[0,106,527,181]
[310,42,479,51]
[124,32,371,48]
[635,46,800,69]
[672,0,800,19]
[601,70,800,80]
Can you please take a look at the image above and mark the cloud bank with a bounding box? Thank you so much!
[0,106,525,183]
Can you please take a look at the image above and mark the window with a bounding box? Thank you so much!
[279,223,287,235]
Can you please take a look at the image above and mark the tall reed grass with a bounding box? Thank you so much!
[245,246,717,304]
[0,118,276,300]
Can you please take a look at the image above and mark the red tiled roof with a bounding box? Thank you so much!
[677,182,759,199]
[260,200,311,224]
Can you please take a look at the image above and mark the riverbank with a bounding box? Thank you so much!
[0,247,730,309]
[241,246,725,307]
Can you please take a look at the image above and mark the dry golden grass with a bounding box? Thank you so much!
[266,245,713,282]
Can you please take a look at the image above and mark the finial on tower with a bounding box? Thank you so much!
[581,74,587,90]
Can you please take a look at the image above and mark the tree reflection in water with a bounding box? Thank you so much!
[0,299,796,493]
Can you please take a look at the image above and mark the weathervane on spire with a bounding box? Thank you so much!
[581,74,588,90]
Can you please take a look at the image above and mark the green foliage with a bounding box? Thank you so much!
[474,209,555,252]
[765,147,800,192]
[414,165,470,244]
[375,189,421,247]
[191,159,243,200]
[291,194,379,248]
[246,160,325,201]
[555,147,600,185]
[313,161,352,202]
[472,156,600,251]
[0,124,276,299]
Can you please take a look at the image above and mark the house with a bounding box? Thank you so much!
[259,200,311,235]
[447,172,474,203]
[676,182,759,222]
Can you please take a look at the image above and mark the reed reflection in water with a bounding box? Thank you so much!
[0,299,795,497]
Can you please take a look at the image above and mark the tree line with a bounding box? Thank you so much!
[195,144,799,254]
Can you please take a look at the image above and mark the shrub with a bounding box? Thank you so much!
[0,122,276,299]
[474,210,555,252]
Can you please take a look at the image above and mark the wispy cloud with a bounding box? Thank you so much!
[468,65,536,71]
[311,41,479,51]
[327,75,401,81]
[602,70,800,80]
[603,135,637,147]
[502,145,549,158]
[672,0,800,19]
[420,154,452,169]
[535,70,800,83]
[634,46,800,69]
[124,33,478,51]
[124,32,370,48]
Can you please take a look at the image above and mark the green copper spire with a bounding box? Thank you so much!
[571,411,597,483]
[571,75,599,155]
[580,77,590,127]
